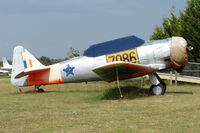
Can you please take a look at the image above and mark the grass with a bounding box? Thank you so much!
[0,78,200,133]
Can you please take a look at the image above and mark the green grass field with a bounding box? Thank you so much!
[0,78,200,133]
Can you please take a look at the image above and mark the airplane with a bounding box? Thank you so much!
[1,56,12,70]
[0,57,11,74]
[0,69,9,74]
[11,35,188,96]
[0,56,12,76]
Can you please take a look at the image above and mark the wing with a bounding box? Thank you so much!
[92,62,156,82]
[0,69,9,74]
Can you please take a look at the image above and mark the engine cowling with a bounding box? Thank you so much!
[170,37,188,72]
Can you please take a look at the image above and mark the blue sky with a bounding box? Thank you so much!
[0,0,187,60]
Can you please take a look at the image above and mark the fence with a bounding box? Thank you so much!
[159,62,200,85]
[181,62,200,77]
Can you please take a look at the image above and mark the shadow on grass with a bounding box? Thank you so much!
[101,86,151,100]
[166,91,193,95]
[11,90,57,95]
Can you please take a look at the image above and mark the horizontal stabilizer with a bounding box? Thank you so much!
[93,62,155,82]
[15,67,50,79]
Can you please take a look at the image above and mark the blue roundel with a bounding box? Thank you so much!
[63,64,75,77]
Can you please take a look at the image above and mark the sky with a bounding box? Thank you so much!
[0,0,188,60]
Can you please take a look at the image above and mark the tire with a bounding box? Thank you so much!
[38,88,44,93]
[151,84,166,95]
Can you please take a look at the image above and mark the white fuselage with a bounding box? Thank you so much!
[59,39,171,83]
[11,37,188,87]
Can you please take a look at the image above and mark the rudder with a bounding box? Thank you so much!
[11,46,44,86]
[2,56,12,69]
[22,47,44,69]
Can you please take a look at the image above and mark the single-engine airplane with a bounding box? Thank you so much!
[11,35,188,95]
[0,56,12,76]
[1,56,12,70]
[0,69,9,74]
[0,56,11,75]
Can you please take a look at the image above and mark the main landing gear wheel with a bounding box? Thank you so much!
[149,73,167,95]
[150,84,166,95]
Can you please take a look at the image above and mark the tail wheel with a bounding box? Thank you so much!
[35,85,44,93]
[38,88,44,93]
[150,84,166,95]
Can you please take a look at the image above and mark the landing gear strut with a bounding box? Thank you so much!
[116,68,123,98]
[35,85,44,93]
[149,73,166,95]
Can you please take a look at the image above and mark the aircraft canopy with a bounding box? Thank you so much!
[84,35,145,57]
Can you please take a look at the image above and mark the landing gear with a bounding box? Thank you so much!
[116,68,123,98]
[149,73,166,95]
[150,84,166,95]
[18,88,22,92]
[38,88,44,93]
[35,85,44,93]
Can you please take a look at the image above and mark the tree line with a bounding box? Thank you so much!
[150,0,200,62]
[0,47,80,66]
[38,47,80,65]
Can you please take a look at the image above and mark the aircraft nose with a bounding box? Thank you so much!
[170,37,188,72]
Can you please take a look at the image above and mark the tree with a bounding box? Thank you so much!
[37,47,81,65]
[51,59,64,64]
[150,0,200,62]
[38,56,52,66]
[180,0,200,62]
[67,47,80,58]
[150,11,180,40]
